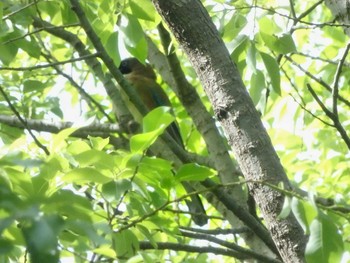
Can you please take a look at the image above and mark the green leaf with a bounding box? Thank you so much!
[105,31,120,67]
[67,141,91,155]
[176,163,215,182]
[62,167,112,184]
[143,106,174,132]
[125,36,148,63]
[113,230,139,258]
[121,14,144,48]
[247,42,257,73]
[0,43,18,65]
[260,52,281,95]
[0,237,14,254]
[74,149,115,168]
[291,197,317,234]
[89,137,110,151]
[50,127,79,152]
[259,16,281,35]
[23,80,46,93]
[121,14,148,61]
[17,36,41,59]
[277,196,292,219]
[130,107,175,152]
[22,215,64,263]
[102,179,132,202]
[250,70,265,105]
[305,213,344,263]
[130,129,162,153]
[0,2,3,24]
[130,0,156,21]
[93,246,116,259]
[223,12,247,42]
[260,32,296,54]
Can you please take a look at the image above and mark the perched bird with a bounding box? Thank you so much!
[118,58,207,226]
[118,57,183,147]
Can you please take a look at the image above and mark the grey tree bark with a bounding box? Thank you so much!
[152,0,308,262]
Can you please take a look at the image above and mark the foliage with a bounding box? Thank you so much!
[0,0,350,262]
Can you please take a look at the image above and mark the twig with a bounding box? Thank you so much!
[1,23,80,46]
[332,42,350,116]
[0,86,50,155]
[285,55,350,108]
[0,53,100,71]
[139,241,247,259]
[2,2,36,20]
[307,83,350,149]
[40,51,114,123]
[180,229,281,263]
[0,114,127,149]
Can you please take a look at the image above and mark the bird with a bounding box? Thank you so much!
[118,57,207,226]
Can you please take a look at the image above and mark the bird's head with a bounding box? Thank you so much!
[119,58,157,80]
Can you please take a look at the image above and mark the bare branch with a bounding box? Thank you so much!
[332,42,350,116]
[0,53,100,71]
[0,86,50,155]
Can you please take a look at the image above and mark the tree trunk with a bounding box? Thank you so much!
[152,0,307,262]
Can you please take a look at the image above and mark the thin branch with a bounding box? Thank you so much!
[139,241,245,259]
[295,52,350,67]
[306,84,335,118]
[289,0,296,20]
[289,93,334,127]
[179,226,250,235]
[2,2,36,20]
[296,0,324,21]
[332,42,350,116]
[281,66,334,126]
[307,83,350,150]
[0,114,127,149]
[200,179,279,256]
[180,229,281,263]
[285,55,350,108]
[40,51,114,123]
[0,86,50,155]
[1,23,80,46]
[0,53,100,71]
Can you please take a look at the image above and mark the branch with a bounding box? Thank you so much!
[139,241,246,259]
[32,17,133,127]
[0,53,100,71]
[307,84,350,149]
[153,1,306,261]
[179,229,282,263]
[285,55,350,108]
[40,51,114,123]
[0,115,128,149]
[332,42,350,116]
[179,226,250,235]
[0,86,50,155]
[68,0,148,117]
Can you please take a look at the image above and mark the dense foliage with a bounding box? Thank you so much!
[0,0,349,262]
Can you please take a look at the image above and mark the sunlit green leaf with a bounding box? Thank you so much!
[260,33,296,54]
[305,213,344,263]
[260,51,281,95]
[143,106,174,132]
[105,31,120,66]
[113,230,139,258]
[102,179,132,202]
[62,167,112,184]
[130,0,156,21]
[176,163,215,181]
[250,70,266,105]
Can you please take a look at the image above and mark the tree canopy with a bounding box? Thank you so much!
[0,0,349,262]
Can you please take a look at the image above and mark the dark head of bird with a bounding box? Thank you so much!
[119,58,157,80]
